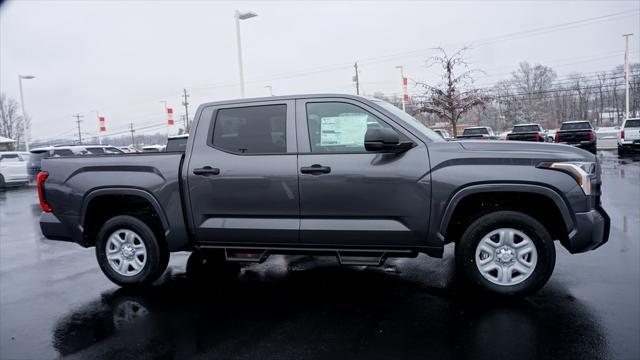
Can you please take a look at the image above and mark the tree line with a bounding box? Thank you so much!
[376,48,639,136]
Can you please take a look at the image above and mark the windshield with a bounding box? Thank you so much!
[513,125,541,133]
[372,100,443,142]
[560,122,591,130]
[624,119,640,128]
[463,128,489,135]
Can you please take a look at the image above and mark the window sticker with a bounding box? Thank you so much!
[320,114,368,146]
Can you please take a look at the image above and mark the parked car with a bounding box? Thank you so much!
[141,145,166,152]
[554,121,597,154]
[0,151,30,187]
[617,118,640,155]
[37,94,609,296]
[506,124,547,142]
[456,126,497,140]
[434,129,452,141]
[166,134,189,152]
[28,145,124,181]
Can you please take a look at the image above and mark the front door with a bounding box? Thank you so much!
[296,98,432,247]
[187,100,299,244]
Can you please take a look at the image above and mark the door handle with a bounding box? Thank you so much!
[193,166,220,176]
[300,164,331,175]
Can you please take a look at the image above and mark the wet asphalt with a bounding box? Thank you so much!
[0,151,639,360]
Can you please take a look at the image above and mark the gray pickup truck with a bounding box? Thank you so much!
[38,94,610,296]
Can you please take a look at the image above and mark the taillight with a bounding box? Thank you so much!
[506,134,512,140]
[621,130,625,139]
[535,133,541,142]
[37,171,52,212]
[555,133,560,142]
[588,131,594,141]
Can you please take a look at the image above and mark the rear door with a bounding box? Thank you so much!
[295,98,431,247]
[187,100,300,244]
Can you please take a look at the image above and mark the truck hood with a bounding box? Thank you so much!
[455,140,595,162]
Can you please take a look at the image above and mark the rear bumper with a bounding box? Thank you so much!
[40,212,84,244]
[563,207,610,253]
[560,140,596,149]
[618,141,640,151]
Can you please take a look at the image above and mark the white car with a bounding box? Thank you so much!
[0,151,30,187]
[618,118,640,155]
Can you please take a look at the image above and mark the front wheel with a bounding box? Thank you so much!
[96,215,169,287]
[455,211,556,296]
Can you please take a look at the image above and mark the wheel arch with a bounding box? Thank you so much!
[438,183,575,244]
[80,188,170,247]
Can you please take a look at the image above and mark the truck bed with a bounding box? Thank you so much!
[40,152,190,251]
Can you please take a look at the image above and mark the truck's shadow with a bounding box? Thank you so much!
[52,255,608,360]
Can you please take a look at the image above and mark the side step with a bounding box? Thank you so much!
[224,248,268,263]
[336,251,387,266]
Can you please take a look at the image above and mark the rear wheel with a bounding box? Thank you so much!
[0,175,5,188]
[96,215,168,287]
[455,211,555,296]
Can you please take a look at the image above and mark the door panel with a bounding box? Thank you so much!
[187,100,300,244]
[296,99,432,247]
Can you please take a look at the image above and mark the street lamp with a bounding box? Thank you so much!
[18,74,35,151]
[235,10,258,98]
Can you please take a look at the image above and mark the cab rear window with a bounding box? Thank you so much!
[560,122,591,130]
[624,119,640,128]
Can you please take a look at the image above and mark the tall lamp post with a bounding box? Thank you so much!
[18,74,35,151]
[235,10,258,98]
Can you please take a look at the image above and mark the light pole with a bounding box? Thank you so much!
[265,85,273,96]
[18,74,35,151]
[395,66,406,112]
[235,10,258,98]
[623,33,634,120]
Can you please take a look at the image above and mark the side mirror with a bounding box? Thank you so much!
[364,128,414,153]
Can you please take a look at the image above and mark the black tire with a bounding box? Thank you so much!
[618,146,626,156]
[96,215,169,287]
[0,174,5,188]
[455,211,556,296]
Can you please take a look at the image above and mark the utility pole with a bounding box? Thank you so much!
[182,88,190,132]
[73,114,84,144]
[623,33,634,120]
[353,62,360,95]
[395,65,407,112]
[129,123,136,148]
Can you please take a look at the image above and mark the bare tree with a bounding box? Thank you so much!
[0,93,24,150]
[415,47,486,136]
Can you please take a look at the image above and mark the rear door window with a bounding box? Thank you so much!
[212,105,287,154]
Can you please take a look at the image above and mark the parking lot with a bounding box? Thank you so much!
[0,150,638,359]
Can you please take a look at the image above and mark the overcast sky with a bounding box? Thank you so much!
[1,0,638,142]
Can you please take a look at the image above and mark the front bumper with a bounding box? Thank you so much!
[563,207,610,253]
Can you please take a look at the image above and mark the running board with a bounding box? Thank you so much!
[336,251,388,266]
[224,249,268,263]
[197,245,416,265]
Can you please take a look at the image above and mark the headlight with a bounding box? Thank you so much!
[537,161,595,195]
